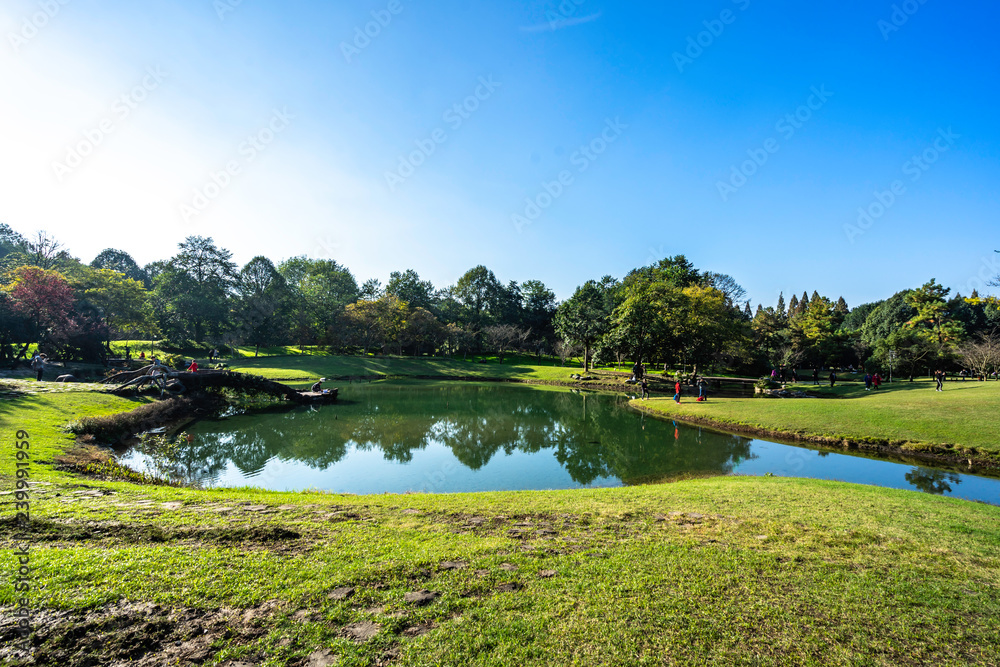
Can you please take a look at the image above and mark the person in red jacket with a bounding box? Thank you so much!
[187,359,199,372]
[872,372,881,390]
[673,380,681,403]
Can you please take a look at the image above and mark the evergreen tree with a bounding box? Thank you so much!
[776,292,786,318]
[788,294,799,318]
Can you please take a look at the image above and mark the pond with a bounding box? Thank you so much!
[119,382,1000,504]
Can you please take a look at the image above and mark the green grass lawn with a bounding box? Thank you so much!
[633,377,1000,462]
[227,353,594,385]
[2,380,999,664]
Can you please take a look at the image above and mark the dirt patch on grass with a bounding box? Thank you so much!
[0,517,302,547]
[0,601,272,667]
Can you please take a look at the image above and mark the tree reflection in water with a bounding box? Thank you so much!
[159,384,756,490]
[905,468,962,495]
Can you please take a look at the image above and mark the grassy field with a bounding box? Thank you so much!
[633,378,1000,464]
[227,353,599,385]
[1,384,999,664]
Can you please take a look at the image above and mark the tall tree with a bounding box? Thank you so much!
[520,279,557,347]
[386,270,435,311]
[904,279,964,358]
[80,268,155,350]
[236,256,292,356]
[453,265,504,331]
[279,256,359,344]
[0,223,26,273]
[24,231,71,270]
[6,266,75,356]
[153,236,236,342]
[788,294,799,319]
[91,249,149,286]
[554,281,611,371]
[703,272,747,307]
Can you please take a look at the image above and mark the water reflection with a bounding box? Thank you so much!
[140,384,754,490]
[117,383,1000,502]
[905,468,962,495]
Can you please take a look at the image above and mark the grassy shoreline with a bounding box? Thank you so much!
[628,378,1000,471]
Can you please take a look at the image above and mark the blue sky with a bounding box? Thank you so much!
[1,0,998,307]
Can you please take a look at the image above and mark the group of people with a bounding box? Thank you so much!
[770,366,801,383]
[863,372,883,391]
[638,375,709,403]
[934,369,946,391]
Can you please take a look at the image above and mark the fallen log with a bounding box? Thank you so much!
[105,370,335,404]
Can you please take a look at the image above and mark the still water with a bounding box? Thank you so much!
[120,382,1000,503]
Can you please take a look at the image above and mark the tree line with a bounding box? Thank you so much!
[1,223,998,378]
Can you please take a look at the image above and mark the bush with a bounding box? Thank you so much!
[755,376,780,390]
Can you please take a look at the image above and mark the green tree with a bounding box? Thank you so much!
[554,281,612,371]
[386,269,436,311]
[520,279,557,348]
[0,223,27,273]
[236,256,292,356]
[904,279,964,359]
[80,268,155,350]
[153,236,237,343]
[279,256,359,344]
[788,294,799,319]
[91,249,149,286]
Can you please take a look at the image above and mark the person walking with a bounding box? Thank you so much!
[812,368,820,385]
[934,369,944,392]
[791,367,799,383]
[829,371,837,388]
[864,372,872,391]
[697,378,708,402]
[31,353,45,381]
[674,379,682,404]
[872,372,881,390]
[187,359,199,373]
[640,377,649,400]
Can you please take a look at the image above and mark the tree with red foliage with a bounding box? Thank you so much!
[6,266,74,357]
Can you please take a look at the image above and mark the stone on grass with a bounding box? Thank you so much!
[305,648,340,666]
[344,621,381,642]
[327,586,355,601]
[403,590,439,606]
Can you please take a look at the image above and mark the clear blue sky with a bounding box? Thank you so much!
[2,0,998,307]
